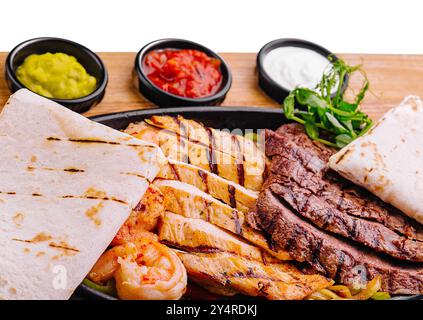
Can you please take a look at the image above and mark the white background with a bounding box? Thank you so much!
[1,0,422,53]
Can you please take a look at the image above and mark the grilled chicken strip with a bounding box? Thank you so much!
[158,159,258,213]
[145,115,264,169]
[159,212,278,263]
[176,251,331,300]
[153,179,291,261]
[125,118,265,191]
[159,212,331,300]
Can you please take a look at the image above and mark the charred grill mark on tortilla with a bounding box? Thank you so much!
[0,191,16,195]
[12,238,80,253]
[12,238,32,243]
[46,136,156,149]
[48,243,80,253]
[64,168,85,173]
[334,148,353,164]
[119,172,150,183]
[27,166,85,173]
[0,191,127,204]
[61,195,128,205]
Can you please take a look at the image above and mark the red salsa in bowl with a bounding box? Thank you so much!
[142,49,222,99]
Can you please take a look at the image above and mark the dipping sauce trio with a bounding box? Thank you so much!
[8,37,338,111]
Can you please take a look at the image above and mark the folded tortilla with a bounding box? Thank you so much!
[0,89,165,299]
[329,96,423,225]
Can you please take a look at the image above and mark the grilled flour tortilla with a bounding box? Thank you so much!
[329,96,423,225]
[0,89,164,300]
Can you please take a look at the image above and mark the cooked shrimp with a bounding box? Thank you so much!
[89,236,187,300]
[115,239,187,300]
[89,242,138,284]
[111,184,164,246]
[89,232,158,284]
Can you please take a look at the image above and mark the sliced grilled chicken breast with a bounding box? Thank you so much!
[159,212,277,263]
[145,115,264,170]
[175,251,331,300]
[125,119,264,191]
[153,179,291,261]
[159,212,330,299]
[158,159,258,213]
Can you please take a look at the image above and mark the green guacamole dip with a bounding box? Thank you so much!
[16,52,97,99]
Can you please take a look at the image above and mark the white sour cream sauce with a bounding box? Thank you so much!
[263,46,332,91]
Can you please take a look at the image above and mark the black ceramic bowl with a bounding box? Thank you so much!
[5,37,108,113]
[134,38,232,108]
[257,38,348,103]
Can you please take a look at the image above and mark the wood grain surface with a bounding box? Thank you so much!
[1,52,422,120]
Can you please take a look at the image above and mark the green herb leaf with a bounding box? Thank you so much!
[305,121,319,140]
[282,58,372,149]
[335,134,353,148]
[338,101,358,112]
[283,93,295,119]
[326,112,348,133]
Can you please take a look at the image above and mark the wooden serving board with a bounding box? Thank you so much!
[1,52,423,120]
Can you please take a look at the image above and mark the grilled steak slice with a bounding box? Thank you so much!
[268,180,423,262]
[255,188,423,295]
[265,127,423,259]
[272,124,423,242]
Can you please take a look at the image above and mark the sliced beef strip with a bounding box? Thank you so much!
[266,125,423,243]
[255,188,423,295]
[267,180,423,262]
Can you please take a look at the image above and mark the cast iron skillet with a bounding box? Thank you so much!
[73,107,422,301]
